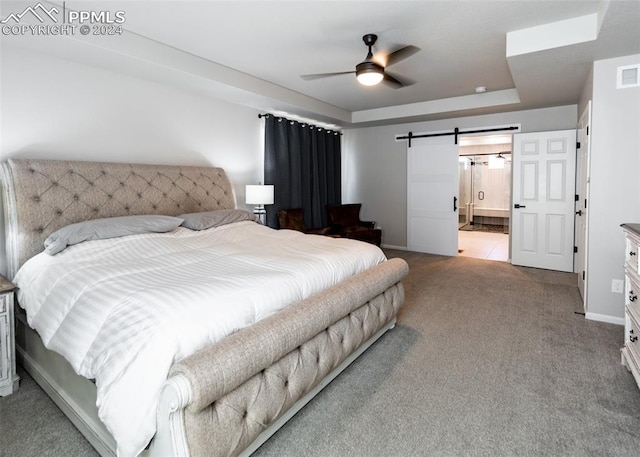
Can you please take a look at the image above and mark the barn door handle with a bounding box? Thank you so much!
[514,204,526,209]
[453,196,458,212]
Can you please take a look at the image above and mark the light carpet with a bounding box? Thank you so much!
[1,250,639,456]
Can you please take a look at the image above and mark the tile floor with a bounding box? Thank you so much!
[458,230,509,262]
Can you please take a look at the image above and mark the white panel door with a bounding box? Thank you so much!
[407,136,459,256]
[511,130,577,272]
[575,104,591,304]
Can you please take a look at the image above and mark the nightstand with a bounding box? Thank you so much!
[0,274,18,396]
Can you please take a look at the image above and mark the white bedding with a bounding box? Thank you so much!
[14,221,386,457]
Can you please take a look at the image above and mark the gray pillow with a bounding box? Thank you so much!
[44,215,184,255]
[179,209,256,230]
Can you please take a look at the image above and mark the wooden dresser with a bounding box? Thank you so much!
[0,274,18,396]
[621,223,640,387]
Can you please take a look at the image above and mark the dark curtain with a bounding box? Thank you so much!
[264,115,341,228]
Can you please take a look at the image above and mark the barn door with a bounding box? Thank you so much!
[407,136,459,256]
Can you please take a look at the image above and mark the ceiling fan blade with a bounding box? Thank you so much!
[385,45,421,67]
[300,71,355,81]
[382,71,415,89]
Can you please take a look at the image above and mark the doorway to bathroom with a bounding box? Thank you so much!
[457,134,512,261]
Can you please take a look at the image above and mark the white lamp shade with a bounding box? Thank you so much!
[245,185,274,205]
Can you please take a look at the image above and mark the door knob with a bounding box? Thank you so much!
[575,210,583,216]
[514,204,526,209]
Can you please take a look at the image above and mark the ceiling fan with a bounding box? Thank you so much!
[300,33,420,88]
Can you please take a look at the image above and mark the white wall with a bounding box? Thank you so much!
[586,54,640,323]
[0,44,265,274]
[578,66,594,121]
[1,44,263,181]
[342,105,578,248]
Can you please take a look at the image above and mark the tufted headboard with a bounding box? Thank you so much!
[1,159,237,278]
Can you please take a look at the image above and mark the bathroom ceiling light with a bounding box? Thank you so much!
[488,153,506,169]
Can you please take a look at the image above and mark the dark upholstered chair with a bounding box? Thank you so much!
[326,204,382,246]
[277,208,331,235]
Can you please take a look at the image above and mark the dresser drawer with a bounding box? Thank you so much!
[627,274,640,321]
[625,313,640,374]
[626,233,640,275]
[0,278,17,396]
[0,314,8,382]
[0,283,13,315]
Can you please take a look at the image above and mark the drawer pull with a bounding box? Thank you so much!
[630,291,638,302]
[631,330,638,342]
[631,251,637,257]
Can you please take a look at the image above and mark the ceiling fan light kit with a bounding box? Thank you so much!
[300,33,420,89]
[356,61,384,86]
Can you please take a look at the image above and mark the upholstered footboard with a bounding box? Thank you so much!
[162,257,408,457]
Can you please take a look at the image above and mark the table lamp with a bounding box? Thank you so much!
[245,184,274,224]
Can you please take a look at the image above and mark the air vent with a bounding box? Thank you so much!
[617,64,640,89]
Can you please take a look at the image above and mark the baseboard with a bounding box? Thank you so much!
[585,312,625,326]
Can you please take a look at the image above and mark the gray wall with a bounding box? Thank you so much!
[342,53,640,325]
[342,105,578,248]
[586,54,640,323]
[4,40,637,324]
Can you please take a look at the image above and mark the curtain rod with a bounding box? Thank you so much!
[258,113,342,135]
[397,126,519,147]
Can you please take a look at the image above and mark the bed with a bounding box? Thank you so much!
[1,158,408,457]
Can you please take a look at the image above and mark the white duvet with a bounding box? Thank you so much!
[14,221,386,456]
